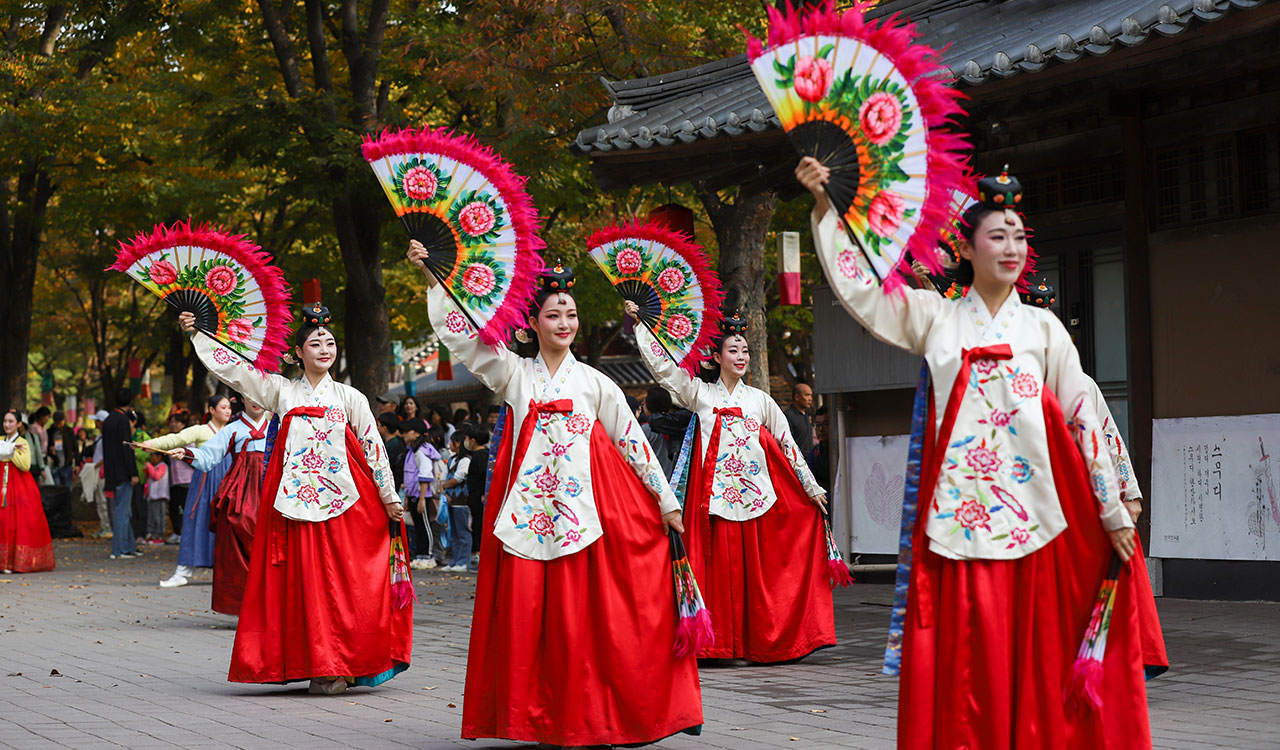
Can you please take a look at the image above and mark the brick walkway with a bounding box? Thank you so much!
[1,538,1277,749]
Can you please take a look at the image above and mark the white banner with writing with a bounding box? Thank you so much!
[1150,414,1280,561]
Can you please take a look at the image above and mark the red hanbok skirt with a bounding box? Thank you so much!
[228,427,412,684]
[0,464,54,573]
[462,421,703,746]
[210,450,263,616]
[683,429,836,662]
[899,388,1155,749]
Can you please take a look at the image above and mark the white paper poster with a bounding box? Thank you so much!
[845,435,910,554]
[1150,414,1280,561]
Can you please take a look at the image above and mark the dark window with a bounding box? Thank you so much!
[1152,129,1280,229]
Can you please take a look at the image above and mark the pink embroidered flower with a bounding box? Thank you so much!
[212,349,232,365]
[657,267,686,293]
[149,260,177,286]
[867,190,906,237]
[724,456,746,474]
[205,265,237,296]
[226,318,253,343]
[296,485,320,505]
[794,56,833,102]
[457,201,496,237]
[564,528,582,543]
[975,358,999,375]
[329,497,345,513]
[1011,527,1030,545]
[955,498,991,531]
[528,511,555,537]
[743,418,761,433]
[325,407,346,423]
[723,487,743,505]
[616,247,643,275]
[859,91,904,146]
[446,310,468,334]
[462,263,496,297]
[988,409,1012,428]
[666,313,693,340]
[751,498,766,510]
[534,469,560,494]
[965,445,1002,475]
[1012,372,1040,398]
[314,430,330,442]
[301,452,324,470]
[650,341,665,358]
[402,165,438,201]
[550,443,569,457]
[837,249,862,279]
[566,413,591,435]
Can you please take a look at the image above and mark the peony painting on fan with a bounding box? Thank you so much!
[362,127,544,345]
[746,0,968,292]
[110,222,293,371]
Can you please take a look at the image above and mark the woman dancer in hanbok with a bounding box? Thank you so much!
[799,158,1151,748]
[148,395,232,588]
[0,411,54,573]
[628,303,837,662]
[179,303,411,695]
[178,398,272,615]
[409,240,702,747]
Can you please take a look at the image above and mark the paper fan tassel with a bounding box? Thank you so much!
[1065,554,1123,712]
[669,529,714,658]
[824,518,854,587]
[389,520,417,610]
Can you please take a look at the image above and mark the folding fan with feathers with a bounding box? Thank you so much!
[746,0,969,293]
[587,221,724,376]
[362,127,545,345]
[109,222,293,371]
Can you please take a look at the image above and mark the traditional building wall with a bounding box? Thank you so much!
[1149,215,1280,419]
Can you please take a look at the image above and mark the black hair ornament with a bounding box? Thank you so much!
[976,165,1024,226]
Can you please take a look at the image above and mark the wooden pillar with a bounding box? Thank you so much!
[1122,111,1154,545]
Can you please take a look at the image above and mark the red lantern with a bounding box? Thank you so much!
[648,203,696,240]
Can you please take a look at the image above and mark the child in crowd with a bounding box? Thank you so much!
[402,417,442,569]
[144,452,169,545]
[440,429,471,573]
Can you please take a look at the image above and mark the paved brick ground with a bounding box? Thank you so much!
[1,537,1277,749]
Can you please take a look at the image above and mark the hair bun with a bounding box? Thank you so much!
[301,303,332,327]
[977,166,1023,210]
[540,262,575,293]
[721,311,748,337]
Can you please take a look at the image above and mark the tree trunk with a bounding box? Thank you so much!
[1,157,53,410]
[701,189,779,395]
[333,183,390,397]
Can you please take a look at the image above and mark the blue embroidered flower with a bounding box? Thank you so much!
[327,458,342,473]
[564,478,582,497]
[1118,462,1131,482]
[1010,456,1033,484]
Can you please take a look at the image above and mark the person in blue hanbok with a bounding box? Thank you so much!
[145,395,233,588]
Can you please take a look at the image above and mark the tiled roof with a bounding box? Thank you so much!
[571,0,1268,156]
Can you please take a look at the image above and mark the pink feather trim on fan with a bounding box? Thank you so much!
[110,220,294,372]
[586,219,725,376]
[744,0,971,296]
[362,126,545,346]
